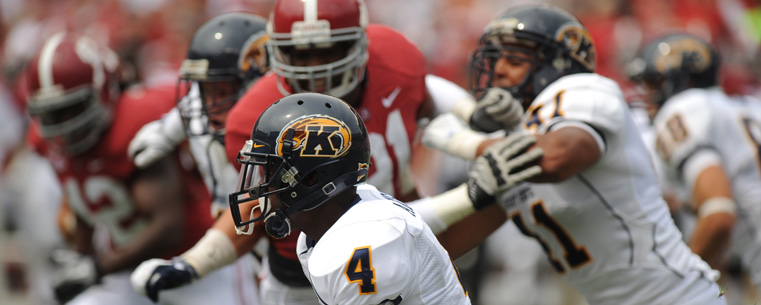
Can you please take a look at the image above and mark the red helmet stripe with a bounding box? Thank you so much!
[37,32,66,91]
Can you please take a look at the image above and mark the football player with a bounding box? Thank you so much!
[423,4,727,304]
[233,92,472,304]
[629,32,761,291]
[127,12,268,304]
[126,1,526,304]
[23,32,242,305]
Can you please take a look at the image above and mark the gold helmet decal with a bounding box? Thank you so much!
[239,32,269,76]
[555,23,596,72]
[653,37,712,74]
[277,114,352,158]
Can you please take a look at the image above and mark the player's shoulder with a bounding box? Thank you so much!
[106,84,177,154]
[226,73,283,168]
[228,73,281,134]
[236,72,282,109]
[314,184,421,255]
[539,73,623,101]
[366,24,426,76]
[654,88,715,127]
[529,73,627,132]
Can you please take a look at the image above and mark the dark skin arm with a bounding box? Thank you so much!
[477,126,602,182]
[436,204,507,260]
[74,215,95,255]
[442,126,602,259]
[96,156,186,274]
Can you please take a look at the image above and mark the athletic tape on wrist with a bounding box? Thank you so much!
[180,228,237,277]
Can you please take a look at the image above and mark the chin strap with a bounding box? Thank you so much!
[264,209,292,239]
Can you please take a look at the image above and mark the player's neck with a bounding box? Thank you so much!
[297,188,358,242]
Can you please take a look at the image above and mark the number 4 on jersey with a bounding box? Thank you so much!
[345,246,377,295]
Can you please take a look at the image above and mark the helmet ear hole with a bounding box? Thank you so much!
[300,171,319,187]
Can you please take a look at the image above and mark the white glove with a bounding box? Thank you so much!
[50,249,101,304]
[131,257,198,303]
[467,133,543,208]
[128,107,187,168]
[421,113,487,160]
[470,87,524,133]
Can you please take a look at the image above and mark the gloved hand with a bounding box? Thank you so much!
[128,107,187,168]
[467,133,543,208]
[130,257,199,303]
[470,87,524,133]
[421,113,487,160]
[50,249,101,304]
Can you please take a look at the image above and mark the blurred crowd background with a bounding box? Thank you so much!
[0,0,759,304]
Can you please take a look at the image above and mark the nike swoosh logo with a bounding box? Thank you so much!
[382,86,402,108]
[253,143,265,148]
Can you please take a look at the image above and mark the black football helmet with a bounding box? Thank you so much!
[469,4,596,106]
[179,12,269,135]
[627,32,719,107]
[229,93,371,238]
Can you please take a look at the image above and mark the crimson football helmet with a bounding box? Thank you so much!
[627,32,719,107]
[469,4,596,106]
[267,0,369,98]
[26,32,121,155]
[229,93,370,238]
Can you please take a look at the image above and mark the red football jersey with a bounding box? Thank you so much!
[225,24,427,261]
[30,84,213,259]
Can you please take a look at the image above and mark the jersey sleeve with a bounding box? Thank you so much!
[529,75,627,154]
[307,220,415,305]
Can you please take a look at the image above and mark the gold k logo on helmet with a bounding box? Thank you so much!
[276,114,352,158]
[653,37,712,74]
[555,23,596,72]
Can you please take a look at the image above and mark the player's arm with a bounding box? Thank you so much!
[685,154,736,268]
[99,155,187,274]
[410,133,543,258]
[130,195,264,302]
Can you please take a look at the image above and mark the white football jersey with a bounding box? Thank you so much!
[296,184,470,305]
[653,88,761,289]
[181,84,240,217]
[500,74,724,305]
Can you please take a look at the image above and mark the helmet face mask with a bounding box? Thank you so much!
[228,93,370,237]
[469,4,595,106]
[470,41,540,106]
[267,0,369,99]
[196,79,243,131]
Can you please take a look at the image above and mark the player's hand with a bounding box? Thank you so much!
[50,249,101,304]
[467,133,543,208]
[421,113,487,160]
[470,87,524,133]
[128,108,187,168]
[130,257,198,303]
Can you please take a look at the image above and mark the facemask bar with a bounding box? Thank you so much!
[269,28,368,98]
[228,141,295,229]
[469,43,539,101]
[177,81,210,136]
[28,87,111,155]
